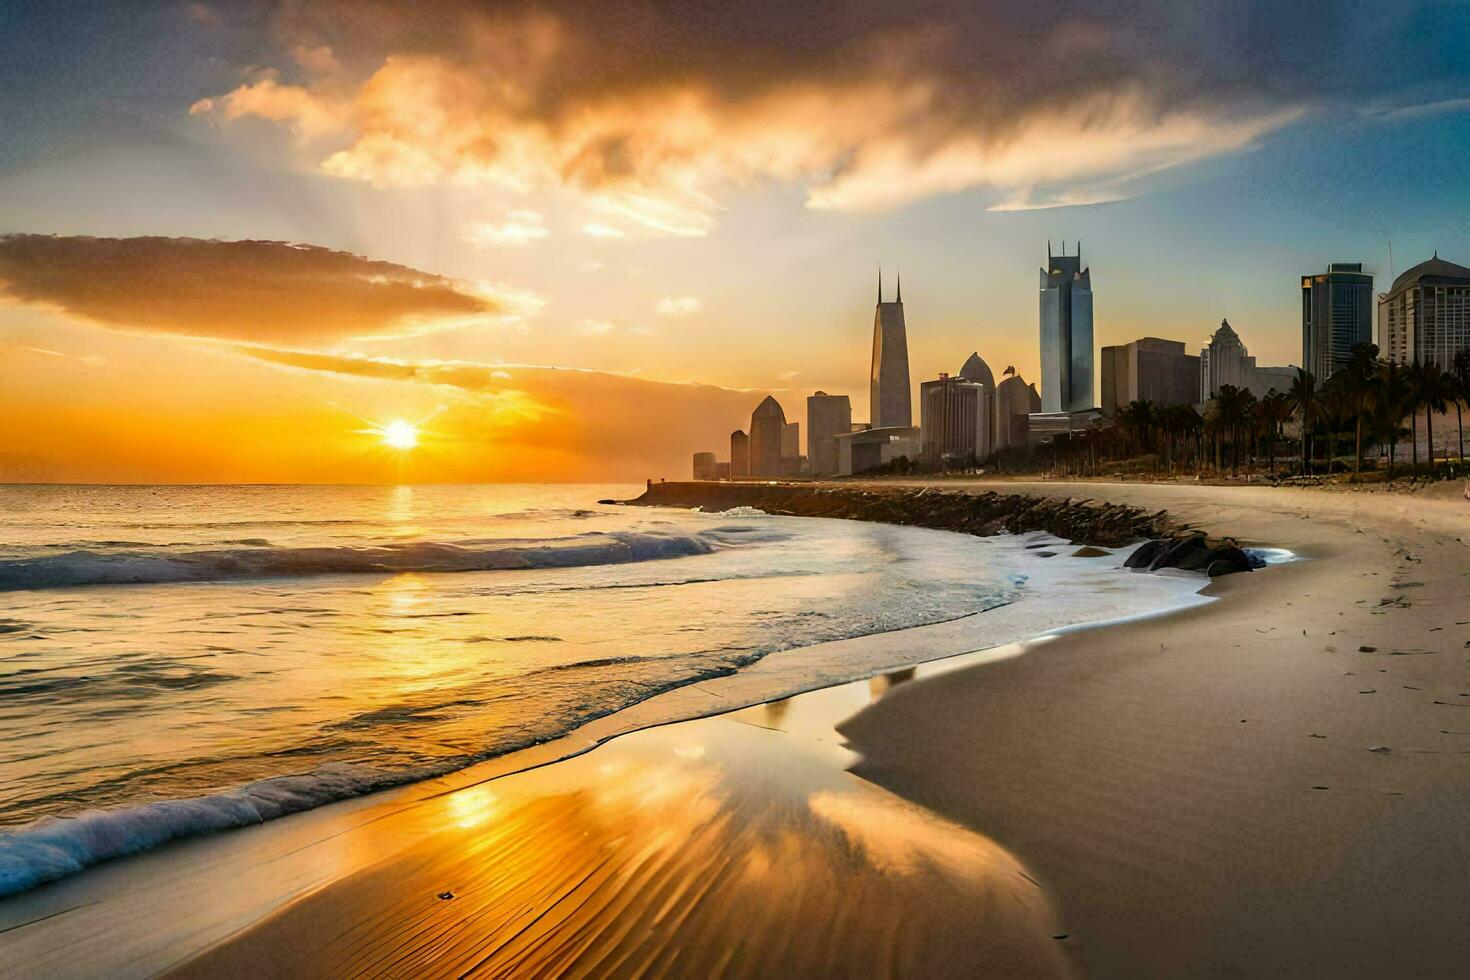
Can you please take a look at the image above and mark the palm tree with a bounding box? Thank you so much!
[1344,342,1380,477]
[1257,390,1290,476]
[1319,375,1353,475]
[1284,369,1320,476]
[1119,400,1157,455]
[1412,361,1451,474]
[1375,360,1411,483]
[1452,349,1470,461]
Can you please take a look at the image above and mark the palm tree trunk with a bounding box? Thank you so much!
[1427,409,1434,474]
[1355,411,1363,477]
[1457,400,1464,461]
[1411,411,1419,468]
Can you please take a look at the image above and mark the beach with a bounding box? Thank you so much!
[843,478,1470,975]
[2,480,1467,976]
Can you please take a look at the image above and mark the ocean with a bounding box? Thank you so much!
[0,483,1207,895]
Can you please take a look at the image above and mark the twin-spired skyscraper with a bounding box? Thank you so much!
[1038,244,1094,413]
[869,271,912,428]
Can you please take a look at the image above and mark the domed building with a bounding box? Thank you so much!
[1378,253,1470,372]
[958,352,996,389]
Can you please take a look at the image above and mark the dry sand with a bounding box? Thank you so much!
[2,481,1466,977]
[840,478,1470,976]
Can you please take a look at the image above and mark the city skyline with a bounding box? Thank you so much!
[2,2,1469,483]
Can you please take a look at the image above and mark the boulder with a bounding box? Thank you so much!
[1124,539,1167,568]
[1149,534,1209,571]
[1204,546,1254,576]
[1072,546,1110,558]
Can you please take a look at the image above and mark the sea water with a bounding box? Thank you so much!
[0,483,1207,895]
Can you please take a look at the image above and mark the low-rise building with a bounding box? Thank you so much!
[1101,337,1199,415]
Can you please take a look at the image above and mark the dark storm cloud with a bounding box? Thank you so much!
[187,1,1463,220]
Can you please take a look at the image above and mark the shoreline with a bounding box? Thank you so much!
[0,494,1215,977]
[6,480,1464,974]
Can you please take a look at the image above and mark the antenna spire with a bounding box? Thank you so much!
[896,267,902,303]
[877,266,882,305]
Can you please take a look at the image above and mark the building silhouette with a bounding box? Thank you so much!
[1302,262,1373,380]
[1039,243,1094,413]
[806,391,852,477]
[1100,338,1199,416]
[729,429,749,478]
[691,452,717,480]
[748,396,787,477]
[1378,253,1470,371]
[869,271,912,428]
[1200,319,1296,399]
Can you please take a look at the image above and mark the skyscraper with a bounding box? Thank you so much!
[869,271,911,428]
[748,396,786,477]
[1039,243,1093,413]
[1377,253,1470,371]
[1301,262,1373,380]
[806,391,852,477]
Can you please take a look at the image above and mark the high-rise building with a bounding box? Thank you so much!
[806,391,852,477]
[1200,319,1296,399]
[691,452,717,480]
[1378,254,1470,371]
[748,396,787,477]
[919,373,992,461]
[1100,338,1200,415]
[1301,262,1373,380]
[729,429,749,478]
[869,272,912,428]
[1039,243,1094,412]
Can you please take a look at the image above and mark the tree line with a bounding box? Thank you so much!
[1038,345,1470,481]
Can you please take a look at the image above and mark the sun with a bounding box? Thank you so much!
[380,419,419,450]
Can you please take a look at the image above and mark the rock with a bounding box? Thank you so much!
[1032,551,1058,557]
[1124,539,1167,568]
[1150,535,1208,571]
[1072,546,1110,558]
[1203,546,1254,576]
[596,498,617,505]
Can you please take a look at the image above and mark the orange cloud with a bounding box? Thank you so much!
[191,4,1313,230]
[0,235,521,343]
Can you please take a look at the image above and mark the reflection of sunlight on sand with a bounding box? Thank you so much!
[447,786,498,828]
[808,788,1025,881]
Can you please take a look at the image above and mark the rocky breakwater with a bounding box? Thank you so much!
[623,482,1175,549]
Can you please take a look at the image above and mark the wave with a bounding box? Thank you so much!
[0,654,754,897]
[0,530,757,591]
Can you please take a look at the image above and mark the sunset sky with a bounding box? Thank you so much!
[3,0,1468,482]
